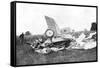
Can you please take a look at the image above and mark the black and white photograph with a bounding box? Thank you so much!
[11,1,97,66]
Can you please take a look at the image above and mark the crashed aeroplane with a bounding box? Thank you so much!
[27,16,97,54]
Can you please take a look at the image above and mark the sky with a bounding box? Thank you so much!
[16,3,96,35]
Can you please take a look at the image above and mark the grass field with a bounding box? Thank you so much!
[16,43,97,65]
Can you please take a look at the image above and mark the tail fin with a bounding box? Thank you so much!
[45,16,61,36]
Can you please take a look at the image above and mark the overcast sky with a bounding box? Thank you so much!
[16,3,96,35]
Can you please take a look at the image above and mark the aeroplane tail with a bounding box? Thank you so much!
[45,16,61,36]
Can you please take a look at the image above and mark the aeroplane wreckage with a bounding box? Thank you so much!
[26,16,97,54]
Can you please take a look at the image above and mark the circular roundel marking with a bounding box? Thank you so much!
[45,29,54,37]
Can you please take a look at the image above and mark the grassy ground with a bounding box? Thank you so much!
[16,43,97,65]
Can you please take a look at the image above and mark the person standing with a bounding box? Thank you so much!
[19,33,24,44]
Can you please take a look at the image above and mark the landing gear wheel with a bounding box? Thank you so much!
[42,48,51,54]
[45,29,54,38]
